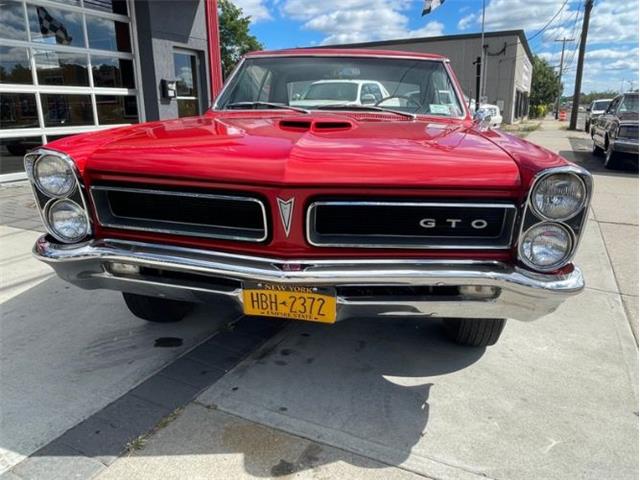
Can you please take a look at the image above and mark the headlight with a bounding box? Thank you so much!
[34,154,76,197]
[531,173,586,221]
[519,223,572,271]
[47,199,89,242]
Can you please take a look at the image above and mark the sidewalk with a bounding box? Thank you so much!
[87,120,638,480]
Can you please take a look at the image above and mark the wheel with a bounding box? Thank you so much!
[122,293,194,323]
[604,142,621,169]
[442,318,506,347]
[584,121,590,133]
[592,140,604,157]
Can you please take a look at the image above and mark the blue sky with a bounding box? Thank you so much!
[232,0,639,94]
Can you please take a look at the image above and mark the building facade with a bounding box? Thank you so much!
[0,0,221,181]
[326,30,533,125]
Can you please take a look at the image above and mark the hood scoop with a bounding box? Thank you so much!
[279,117,355,133]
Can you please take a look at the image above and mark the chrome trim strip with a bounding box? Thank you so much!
[306,200,517,249]
[33,236,585,322]
[517,165,593,272]
[90,185,269,243]
[24,148,93,244]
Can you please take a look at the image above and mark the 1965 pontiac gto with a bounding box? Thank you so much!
[26,49,592,347]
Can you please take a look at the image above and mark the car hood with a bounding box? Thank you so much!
[49,113,528,189]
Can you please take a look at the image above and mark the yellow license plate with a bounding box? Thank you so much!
[242,283,337,323]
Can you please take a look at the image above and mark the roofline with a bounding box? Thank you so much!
[316,30,534,65]
[244,48,448,61]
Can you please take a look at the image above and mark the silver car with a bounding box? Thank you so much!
[585,98,613,133]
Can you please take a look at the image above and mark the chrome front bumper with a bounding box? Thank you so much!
[33,235,584,322]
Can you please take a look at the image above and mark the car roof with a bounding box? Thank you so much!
[592,99,612,102]
[244,48,448,61]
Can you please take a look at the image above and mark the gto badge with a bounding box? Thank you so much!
[419,218,489,229]
[277,197,295,237]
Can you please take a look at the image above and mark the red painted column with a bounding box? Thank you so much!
[205,0,224,99]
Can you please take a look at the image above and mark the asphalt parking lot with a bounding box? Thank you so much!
[1,119,637,479]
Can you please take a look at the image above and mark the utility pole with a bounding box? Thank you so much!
[554,38,574,119]
[569,0,593,130]
[479,0,486,103]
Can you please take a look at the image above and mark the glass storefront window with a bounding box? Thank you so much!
[178,100,198,118]
[92,56,134,88]
[0,1,28,41]
[174,51,200,118]
[34,50,89,86]
[0,136,43,174]
[86,15,131,52]
[28,5,85,48]
[0,46,32,84]
[96,95,138,124]
[0,93,38,129]
[41,94,93,127]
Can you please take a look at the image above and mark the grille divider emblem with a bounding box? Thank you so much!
[277,197,295,237]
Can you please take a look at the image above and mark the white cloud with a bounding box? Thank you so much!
[281,0,443,45]
[231,0,272,22]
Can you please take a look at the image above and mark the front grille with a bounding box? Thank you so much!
[91,186,267,242]
[307,200,517,249]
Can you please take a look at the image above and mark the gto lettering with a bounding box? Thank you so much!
[418,218,490,230]
[419,218,436,228]
[471,219,488,229]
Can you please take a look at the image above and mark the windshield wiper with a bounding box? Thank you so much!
[315,104,416,120]
[224,101,310,114]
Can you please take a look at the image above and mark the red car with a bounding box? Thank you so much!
[26,49,591,347]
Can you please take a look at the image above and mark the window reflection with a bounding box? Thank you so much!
[84,0,127,15]
[0,46,32,84]
[92,56,134,88]
[0,93,38,129]
[0,1,28,41]
[0,137,43,174]
[41,94,93,127]
[86,15,131,52]
[96,95,138,124]
[28,5,84,47]
[174,53,197,97]
[35,50,89,86]
[178,100,198,118]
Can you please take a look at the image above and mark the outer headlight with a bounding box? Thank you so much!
[531,173,586,221]
[519,223,572,271]
[47,199,89,243]
[34,154,76,197]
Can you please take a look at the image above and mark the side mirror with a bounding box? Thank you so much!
[361,94,376,105]
[473,109,492,130]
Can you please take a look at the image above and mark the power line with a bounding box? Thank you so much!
[527,0,571,41]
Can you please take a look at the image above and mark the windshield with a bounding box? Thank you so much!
[619,95,639,113]
[593,100,610,111]
[216,56,464,117]
[304,82,358,101]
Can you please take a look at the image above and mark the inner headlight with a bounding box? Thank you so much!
[47,199,89,242]
[531,173,586,221]
[519,223,572,271]
[34,154,76,197]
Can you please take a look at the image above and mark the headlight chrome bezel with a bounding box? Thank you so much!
[46,198,90,243]
[530,171,587,222]
[33,154,77,198]
[518,165,592,273]
[24,148,92,244]
[518,222,574,272]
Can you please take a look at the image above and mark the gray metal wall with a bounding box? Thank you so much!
[334,33,532,124]
[134,0,211,121]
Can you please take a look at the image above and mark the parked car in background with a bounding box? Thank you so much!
[291,80,392,107]
[591,92,639,169]
[477,104,503,128]
[585,98,613,133]
[26,49,591,348]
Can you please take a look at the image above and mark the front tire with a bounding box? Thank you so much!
[604,143,620,169]
[592,140,604,157]
[123,293,194,323]
[442,318,506,347]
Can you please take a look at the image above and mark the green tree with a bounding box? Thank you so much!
[529,56,561,116]
[218,0,263,78]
